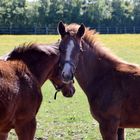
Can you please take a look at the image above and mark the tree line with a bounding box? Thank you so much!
[0,0,139,29]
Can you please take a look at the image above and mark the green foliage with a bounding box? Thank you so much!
[111,0,134,26]
[47,0,64,27]
[38,0,50,26]
[0,0,139,28]
[0,0,26,26]
[133,0,140,25]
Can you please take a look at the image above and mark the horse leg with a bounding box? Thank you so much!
[99,120,119,140]
[117,128,125,140]
[15,118,36,140]
[0,133,8,140]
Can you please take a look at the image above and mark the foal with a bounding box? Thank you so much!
[0,43,75,140]
[58,21,140,140]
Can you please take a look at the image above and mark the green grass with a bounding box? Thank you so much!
[0,34,140,140]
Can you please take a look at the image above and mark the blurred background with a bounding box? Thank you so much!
[0,0,140,34]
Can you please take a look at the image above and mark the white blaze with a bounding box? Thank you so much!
[63,40,74,74]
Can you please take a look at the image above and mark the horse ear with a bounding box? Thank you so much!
[77,24,85,38]
[57,21,66,38]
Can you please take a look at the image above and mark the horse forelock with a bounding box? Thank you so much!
[65,23,81,35]
[65,23,97,37]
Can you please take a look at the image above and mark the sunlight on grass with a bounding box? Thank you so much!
[0,34,140,140]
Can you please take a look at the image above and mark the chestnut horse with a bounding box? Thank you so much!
[0,43,75,140]
[58,21,140,140]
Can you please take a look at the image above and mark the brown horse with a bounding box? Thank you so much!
[58,21,140,140]
[0,43,75,140]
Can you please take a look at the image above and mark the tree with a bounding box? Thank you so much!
[0,0,26,27]
[38,0,50,26]
[63,0,83,23]
[24,0,40,27]
[133,0,140,26]
[111,0,134,27]
[0,0,139,30]
[47,0,64,27]
[81,0,112,27]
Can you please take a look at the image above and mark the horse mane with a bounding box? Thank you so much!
[4,42,60,84]
[8,42,60,60]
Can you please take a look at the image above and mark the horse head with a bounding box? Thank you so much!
[58,21,85,84]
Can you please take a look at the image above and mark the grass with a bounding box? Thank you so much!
[0,34,140,140]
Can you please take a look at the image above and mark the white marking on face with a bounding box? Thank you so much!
[62,63,71,76]
[65,40,75,61]
[63,39,75,74]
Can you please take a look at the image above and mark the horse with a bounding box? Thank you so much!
[58,21,140,140]
[0,43,75,140]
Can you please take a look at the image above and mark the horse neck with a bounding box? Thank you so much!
[75,40,118,96]
[22,54,59,86]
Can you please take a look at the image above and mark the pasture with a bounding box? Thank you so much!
[0,34,140,140]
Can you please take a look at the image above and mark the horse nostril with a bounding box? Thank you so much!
[62,71,65,79]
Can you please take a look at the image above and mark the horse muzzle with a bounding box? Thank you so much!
[62,86,75,97]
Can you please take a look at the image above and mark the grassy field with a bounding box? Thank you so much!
[0,34,140,140]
